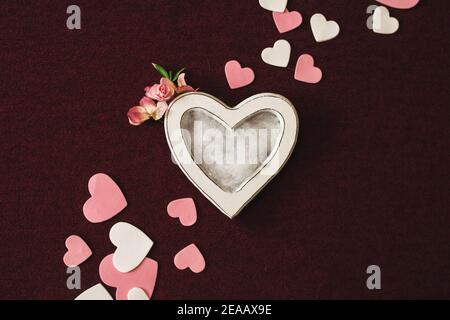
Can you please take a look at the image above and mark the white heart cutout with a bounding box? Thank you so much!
[373,6,399,35]
[261,39,291,68]
[128,287,150,300]
[310,13,340,42]
[258,0,287,13]
[75,283,113,300]
[165,92,299,219]
[110,222,153,273]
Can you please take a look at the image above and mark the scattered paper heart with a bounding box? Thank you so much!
[75,283,113,300]
[376,0,419,9]
[258,0,287,13]
[127,287,150,300]
[110,222,153,273]
[273,9,303,33]
[167,198,197,227]
[261,39,291,68]
[294,54,323,84]
[174,244,206,273]
[82,173,127,223]
[63,235,92,267]
[224,60,255,89]
[373,6,400,35]
[310,13,340,43]
[99,254,158,300]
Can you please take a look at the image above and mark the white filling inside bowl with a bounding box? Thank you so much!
[180,108,283,193]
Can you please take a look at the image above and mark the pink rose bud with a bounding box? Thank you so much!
[139,96,156,107]
[127,106,152,126]
[176,73,195,93]
[145,77,177,102]
[177,73,188,87]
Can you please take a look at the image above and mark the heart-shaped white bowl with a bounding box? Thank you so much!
[165,92,299,219]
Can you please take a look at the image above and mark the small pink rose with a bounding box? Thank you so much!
[127,100,168,125]
[145,77,176,102]
[127,106,153,126]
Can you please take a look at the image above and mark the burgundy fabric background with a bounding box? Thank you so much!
[0,0,449,299]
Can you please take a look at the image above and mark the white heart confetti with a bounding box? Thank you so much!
[373,6,399,34]
[110,222,153,273]
[261,39,291,68]
[75,283,113,300]
[310,13,340,42]
[259,0,288,13]
[127,287,150,300]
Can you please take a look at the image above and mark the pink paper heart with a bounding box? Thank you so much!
[99,254,158,300]
[273,9,303,33]
[167,198,197,227]
[174,244,205,273]
[63,235,92,267]
[83,173,127,223]
[294,54,322,84]
[224,60,255,89]
[375,0,419,9]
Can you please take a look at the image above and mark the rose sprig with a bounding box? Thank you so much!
[127,63,195,126]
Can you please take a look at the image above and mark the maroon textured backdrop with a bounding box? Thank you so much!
[1,0,449,299]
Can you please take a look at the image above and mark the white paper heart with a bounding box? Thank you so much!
[75,283,113,300]
[310,13,340,42]
[165,92,299,219]
[373,6,399,34]
[110,222,153,273]
[259,0,288,13]
[261,39,291,68]
[127,287,150,300]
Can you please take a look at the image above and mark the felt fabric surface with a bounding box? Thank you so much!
[0,0,449,299]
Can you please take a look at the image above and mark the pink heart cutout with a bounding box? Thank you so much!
[294,54,322,84]
[167,198,197,227]
[174,244,205,273]
[376,0,419,9]
[99,254,158,300]
[224,60,255,89]
[63,235,92,267]
[83,173,127,223]
[273,9,303,33]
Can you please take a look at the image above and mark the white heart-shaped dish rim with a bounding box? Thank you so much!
[164,92,300,219]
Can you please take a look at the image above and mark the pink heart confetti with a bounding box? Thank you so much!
[294,54,323,84]
[99,254,158,300]
[167,198,197,227]
[224,60,255,89]
[174,244,206,273]
[63,235,92,267]
[273,9,303,34]
[83,173,127,223]
[376,0,420,9]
